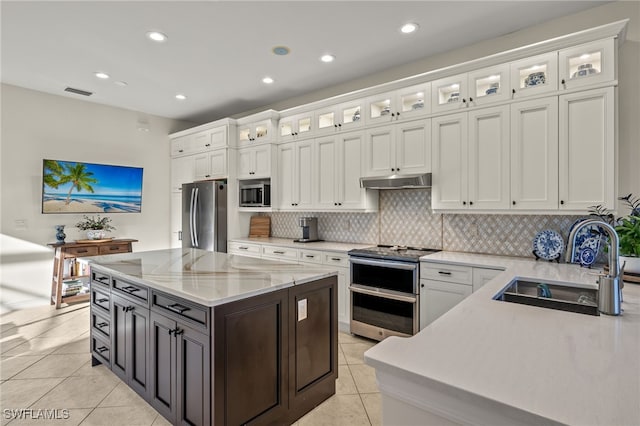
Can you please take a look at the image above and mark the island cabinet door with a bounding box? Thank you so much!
[287,276,338,422]
[111,293,150,399]
[149,312,177,424]
[213,288,289,426]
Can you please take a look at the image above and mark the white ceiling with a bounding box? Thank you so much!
[1,1,609,124]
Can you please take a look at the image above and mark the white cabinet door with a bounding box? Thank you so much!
[316,135,339,209]
[296,140,314,210]
[510,97,559,210]
[364,125,395,176]
[237,148,254,179]
[468,63,511,106]
[339,131,371,210]
[336,267,350,326]
[510,52,558,99]
[395,119,431,175]
[277,142,296,209]
[431,113,468,210]
[559,87,615,210]
[170,192,182,248]
[472,267,501,292]
[208,149,227,179]
[193,153,210,180]
[559,38,615,90]
[431,73,468,113]
[238,145,272,179]
[420,279,472,329]
[467,105,510,209]
[171,156,195,193]
[277,141,314,210]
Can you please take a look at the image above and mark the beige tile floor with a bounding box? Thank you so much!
[0,304,381,425]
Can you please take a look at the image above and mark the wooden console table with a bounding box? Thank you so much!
[48,239,137,308]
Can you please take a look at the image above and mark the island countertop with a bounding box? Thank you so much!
[365,251,640,426]
[82,248,338,307]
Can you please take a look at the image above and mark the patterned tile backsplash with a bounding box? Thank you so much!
[264,189,586,258]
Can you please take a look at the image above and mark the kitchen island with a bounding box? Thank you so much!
[365,252,640,426]
[85,248,339,425]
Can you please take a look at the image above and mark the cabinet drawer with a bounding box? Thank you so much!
[91,335,111,364]
[112,277,149,306]
[91,311,110,339]
[299,249,324,264]
[322,252,349,268]
[65,245,99,257]
[91,288,110,313]
[151,291,208,329]
[229,241,262,257]
[421,262,473,285]
[98,243,130,255]
[91,270,110,289]
[262,246,298,261]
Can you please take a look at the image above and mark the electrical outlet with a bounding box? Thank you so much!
[297,298,307,321]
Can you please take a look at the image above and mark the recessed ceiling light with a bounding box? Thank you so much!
[262,77,274,84]
[400,23,419,34]
[320,54,335,63]
[147,31,167,42]
[94,72,110,79]
[175,94,187,100]
[272,46,290,56]
[114,81,128,87]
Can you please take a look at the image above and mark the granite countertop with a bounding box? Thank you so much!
[230,237,373,253]
[82,248,338,307]
[365,251,640,425]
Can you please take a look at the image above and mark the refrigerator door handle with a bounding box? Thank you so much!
[193,187,199,247]
[189,188,196,247]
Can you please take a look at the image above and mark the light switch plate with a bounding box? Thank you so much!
[297,298,307,321]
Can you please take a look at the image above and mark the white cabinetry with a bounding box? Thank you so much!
[510,96,559,210]
[510,52,558,99]
[472,267,501,292]
[432,105,509,210]
[236,111,278,146]
[316,132,378,211]
[237,144,274,179]
[193,149,228,180]
[228,241,262,258]
[559,87,615,210]
[277,140,314,210]
[559,38,615,90]
[278,112,313,142]
[365,82,431,125]
[170,193,182,248]
[171,125,229,157]
[170,155,195,193]
[363,119,431,177]
[315,99,364,136]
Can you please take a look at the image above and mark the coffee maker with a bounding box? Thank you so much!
[294,217,320,242]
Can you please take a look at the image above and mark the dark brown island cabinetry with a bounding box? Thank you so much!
[89,266,337,426]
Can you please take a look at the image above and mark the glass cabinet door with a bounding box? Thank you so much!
[238,127,252,143]
[254,122,269,142]
[339,100,364,131]
[296,115,312,136]
[398,83,430,118]
[431,74,468,112]
[279,119,294,139]
[468,64,510,105]
[367,93,394,124]
[510,52,558,98]
[559,38,614,90]
[315,108,336,135]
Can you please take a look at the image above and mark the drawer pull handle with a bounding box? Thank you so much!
[273,251,285,254]
[305,255,315,258]
[108,246,120,250]
[96,276,108,282]
[438,271,452,276]
[96,298,108,303]
[122,286,140,293]
[166,303,190,314]
[96,346,108,353]
[331,258,341,261]
[239,246,249,250]
[123,306,135,312]
[169,328,185,336]
[97,322,108,328]
[77,249,88,254]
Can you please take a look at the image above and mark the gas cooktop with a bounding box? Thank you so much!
[348,245,440,263]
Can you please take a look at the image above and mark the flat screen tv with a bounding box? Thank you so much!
[42,159,143,214]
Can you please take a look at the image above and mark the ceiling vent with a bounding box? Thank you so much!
[64,87,93,96]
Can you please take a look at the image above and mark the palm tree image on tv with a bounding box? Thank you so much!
[42,160,143,214]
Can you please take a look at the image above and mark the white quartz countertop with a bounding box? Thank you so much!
[365,251,640,425]
[82,248,337,307]
[230,237,372,253]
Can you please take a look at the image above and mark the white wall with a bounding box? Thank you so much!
[0,84,193,311]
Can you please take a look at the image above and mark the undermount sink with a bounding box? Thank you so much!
[494,279,599,316]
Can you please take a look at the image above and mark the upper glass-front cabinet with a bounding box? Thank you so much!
[431,74,468,112]
[366,83,431,124]
[468,64,510,106]
[238,119,274,145]
[315,99,364,135]
[559,39,614,90]
[510,52,558,98]
[279,112,313,142]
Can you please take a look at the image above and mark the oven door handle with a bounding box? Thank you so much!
[350,285,417,303]
[349,256,418,271]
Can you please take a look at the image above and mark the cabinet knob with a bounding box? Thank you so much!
[469,201,474,206]
[560,200,565,205]
[96,346,108,353]
[397,168,400,172]
[396,112,400,117]
[338,123,342,127]
[391,112,395,117]
[462,98,467,103]
[334,124,338,128]
[469,97,473,102]
[463,201,467,205]
[338,203,342,206]
[391,168,395,172]
[174,329,184,336]
[334,203,337,206]
[561,79,566,85]
[205,143,210,147]
[512,200,516,205]
[205,175,210,178]
[512,88,516,96]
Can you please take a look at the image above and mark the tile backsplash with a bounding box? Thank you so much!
[264,189,585,259]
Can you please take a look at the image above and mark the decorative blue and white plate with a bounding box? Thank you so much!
[533,229,564,260]
[579,247,596,267]
[568,219,603,266]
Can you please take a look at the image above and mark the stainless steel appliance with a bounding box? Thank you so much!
[239,181,270,207]
[360,172,432,190]
[182,180,227,252]
[348,245,440,341]
[294,217,320,242]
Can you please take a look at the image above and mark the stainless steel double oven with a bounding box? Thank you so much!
[348,246,439,341]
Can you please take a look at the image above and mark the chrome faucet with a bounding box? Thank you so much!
[566,219,622,315]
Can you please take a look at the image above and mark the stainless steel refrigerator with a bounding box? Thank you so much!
[182,180,227,252]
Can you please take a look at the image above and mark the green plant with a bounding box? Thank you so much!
[75,215,115,231]
[588,193,640,257]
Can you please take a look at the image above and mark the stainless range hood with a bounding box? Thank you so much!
[360,173,432,189]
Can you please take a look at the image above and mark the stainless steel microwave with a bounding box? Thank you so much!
[239,183,271,207]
